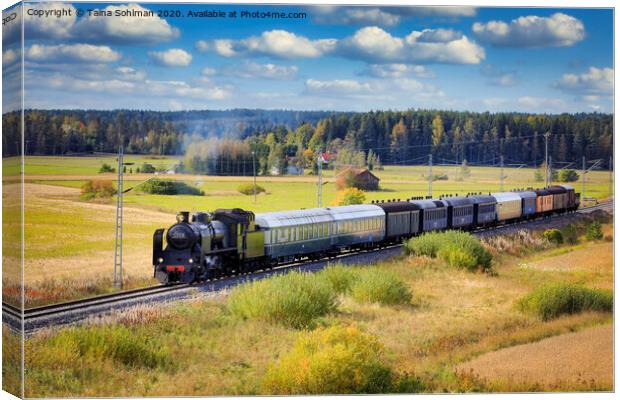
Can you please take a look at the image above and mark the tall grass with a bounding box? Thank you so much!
[261,325,392,394]
[318,264,358,294]
[481,229,550,257]
[350,268,412,306]
[227,272,338,329]
[405,231,492,272]
[517,283,613,321]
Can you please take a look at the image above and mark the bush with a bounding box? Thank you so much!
[237,182,266,196]
[405,231,492,272]
[586,221,603,241]
[80,180,115,201]
[332,188,366,206]
[261,325,392,394]
[561,224,579,245]
[350,268,412,305]
[139,163,156,173]
[227,272,338,329]
[140,179,203,195]
[318,264,357,295]
[517,283,613,321]
[98,163,115,173]
[559,169,579,182]
[48,325,171,370]
[543,229,563,245]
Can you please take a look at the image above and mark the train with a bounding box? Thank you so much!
[152,185,580,284]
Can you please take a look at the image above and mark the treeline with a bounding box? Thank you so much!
[4,109,613,170]
[3,109,333,157]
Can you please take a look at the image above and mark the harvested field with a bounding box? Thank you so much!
[456,324,613,391]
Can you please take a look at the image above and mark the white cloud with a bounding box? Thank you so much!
[195,40,209,52]
[517,96,566,110]
[148,49,192,67]
[201,67,217,76]
[73,4,179,44]
[554,67,613,96]
[3,49,20,67]
[305,79,374,95]
[25,44,121,64]
[116,66,146,81]
[472,13,585,47]
[221,62,299,80]
[338,27,485,64]
[361,63,434,78]
[312,6,476,26]
[210,30,337,59]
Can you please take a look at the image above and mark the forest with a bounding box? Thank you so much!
[3,109,613,174]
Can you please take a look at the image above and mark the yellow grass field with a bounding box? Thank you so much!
[457,324,613,391]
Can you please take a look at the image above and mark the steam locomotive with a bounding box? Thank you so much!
[152,185,579,284]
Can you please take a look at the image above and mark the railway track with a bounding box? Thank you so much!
[2,201,612,333]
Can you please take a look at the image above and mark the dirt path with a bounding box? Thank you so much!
[456,323,613,390]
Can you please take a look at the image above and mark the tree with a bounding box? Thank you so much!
[332,188,366,206]
[431,114,444,150]
[390,118,408,163]
[559,169,579,182]
[98,163,115,173]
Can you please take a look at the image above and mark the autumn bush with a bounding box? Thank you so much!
[543,229,563,245]
[332,188,366,206]
[261,325,392,394]
[80,180,115,201]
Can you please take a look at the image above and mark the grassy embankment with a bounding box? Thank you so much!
[2,155,612,306]
[16,212,613,396]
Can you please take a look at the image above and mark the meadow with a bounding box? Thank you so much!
[15,215,614,396]
[1,155,613,306]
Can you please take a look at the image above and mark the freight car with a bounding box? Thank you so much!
[153,187,580,284]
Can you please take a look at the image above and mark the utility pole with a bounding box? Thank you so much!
[500,155,505,191]
[544,132,550,187]
[427,154,433,198]
[113,146,124,289]
[548,156,553,185]
[252,151,256,204]
[609,156,613,198]
[317,153,323,207]
[582,156,586,200]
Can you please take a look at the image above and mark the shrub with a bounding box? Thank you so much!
[405,231,492,272]
[140,163,156,173]
[561,224,579,245]
[332,188,366,206]
[586,221,603,241]
[47,325,171,370]
[318,264,357,294]
[98,163,115,173]
[80,180,115,201]
[350,268,412,306]
[543,229,563,245]
[237,182,266,196]
[140,179,203,195]
[559,169,579,182]
[517,283,613,321]
[261,325,392,394]
[227,272,338,329]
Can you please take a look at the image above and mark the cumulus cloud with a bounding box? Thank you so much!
[208,30,336,59]
[116,66,146,81]
[472,13,585,47]
[312,6,476,26]
[148,48,192,67]
[517,96,566,110]
[3,3,77,45]
[305,79,374,95]
[73,4,179,44]
[195,40,209,52]
[216,61,299,80]
[25,44,121,64]
[3,49,20,67]
[361,63,434,78]
[554,66,613,96]
[338,27,485,64]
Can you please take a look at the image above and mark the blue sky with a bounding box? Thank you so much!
[2,3,614,113]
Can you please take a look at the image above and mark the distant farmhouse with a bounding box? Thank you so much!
[336,167,380,191]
